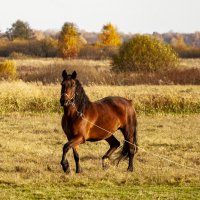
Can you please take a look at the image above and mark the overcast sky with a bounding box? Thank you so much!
[0,0,199,33]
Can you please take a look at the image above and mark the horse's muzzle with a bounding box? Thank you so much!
[60,97,74,107]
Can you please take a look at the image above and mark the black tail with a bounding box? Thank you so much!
[115,117,138,165]
[122,125,138,155]
[123,123,138,155]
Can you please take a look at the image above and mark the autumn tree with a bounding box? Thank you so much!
[58,22,81,58]
[98,23,121,46]
[6,20,34,40]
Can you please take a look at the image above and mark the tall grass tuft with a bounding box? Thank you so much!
[0,60,16,80]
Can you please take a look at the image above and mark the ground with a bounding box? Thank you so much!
[0,113,199,199]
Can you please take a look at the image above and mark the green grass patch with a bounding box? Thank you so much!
[1,184,200,199]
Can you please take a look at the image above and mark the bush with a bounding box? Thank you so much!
[112,35,179,72]
[174,47,200,58]
[0,60,17,79]
[79,45,118,59]
[0,38,58,58]
[9,52,30,59]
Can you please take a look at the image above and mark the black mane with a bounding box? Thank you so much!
[74,80,91,114]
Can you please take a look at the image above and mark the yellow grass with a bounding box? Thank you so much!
[0,113,199,199]
[11,58,200,84]
[0,81,200,114]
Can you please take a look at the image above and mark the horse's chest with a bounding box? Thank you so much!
[61,116,73,139]
[62,115,82,139]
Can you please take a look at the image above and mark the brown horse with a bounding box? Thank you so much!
[60,70,138,173]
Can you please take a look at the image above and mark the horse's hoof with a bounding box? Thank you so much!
[127,167,134,172]
[61,160,70,173]
[63,167,70,173]
[76,168,82,173]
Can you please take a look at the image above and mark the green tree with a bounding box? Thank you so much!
[58,22,80,58]
[6,20,34,40]
[98,23,121,46]
[112,35,178,72]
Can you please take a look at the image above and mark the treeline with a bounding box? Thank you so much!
[155,32,200,58]
[0,20,200,59]
[0,39,119,60]
[0,38,58,58]
[0,20,120,59]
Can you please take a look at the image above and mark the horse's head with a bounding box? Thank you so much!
[60,70,77,107]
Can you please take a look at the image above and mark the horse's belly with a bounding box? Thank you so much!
[87,123,119,141]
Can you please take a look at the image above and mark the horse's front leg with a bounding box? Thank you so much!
[61,135,84,173]
[73,147,81,173]
[61,142,71,173]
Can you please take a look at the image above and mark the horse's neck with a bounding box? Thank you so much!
[75,87,91,113]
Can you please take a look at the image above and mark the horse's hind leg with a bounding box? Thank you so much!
[126,127,136,172]
[127,143,135,172]
[118,126,135,172]
[102,135,120,169]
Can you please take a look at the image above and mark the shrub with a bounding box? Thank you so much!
[9,52,30,59]
[112,35,179,72]
[0,60,17,79]
[40,37,58,57]
[1,39,31,57]
[174,47,200,58]
[0,38,58,58]
[79,45,118,59]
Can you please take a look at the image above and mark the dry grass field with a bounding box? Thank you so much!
[0,58,200,199]
[0,113,199,199]
[13,58,200,85]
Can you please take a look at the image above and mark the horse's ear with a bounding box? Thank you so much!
[71,71,77,79]
[62,70,67,80]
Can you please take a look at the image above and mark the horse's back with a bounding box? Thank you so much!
[94,96,136,122]
[95,96,133,110]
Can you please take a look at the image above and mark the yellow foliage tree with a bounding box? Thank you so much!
[98,23,121,46]
[58,23,80,58]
